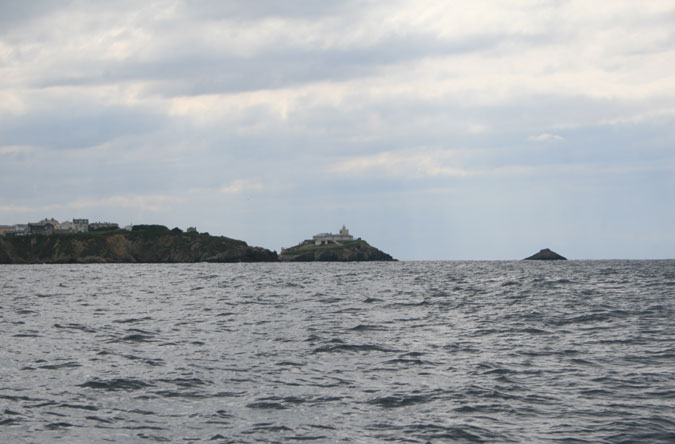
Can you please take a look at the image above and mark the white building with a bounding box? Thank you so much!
[313,225,354,245]
[38,218,61,230]
[58,221,74,232]
[13,224,28,236]
[73,218,89,233]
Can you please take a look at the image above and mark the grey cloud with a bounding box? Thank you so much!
[1,1,570,96]
[177,0,365,20]
[31,31,509,97]
[0,134,190,203]
[0,105,165,149]
[0,0,62,30]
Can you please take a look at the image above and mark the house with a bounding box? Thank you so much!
[72,219,89,233]
[38,218,61,230]
[58,221,74,232]
[89,222,119,231]
[313,225,354,245]
[12,224,28,236]
[28,223,54,235]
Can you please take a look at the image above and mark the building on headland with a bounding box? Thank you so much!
[89,222,119,231]
[1,218,126,236]
[12,224,28,236]
[28,223,54,236]
[0,218,186,237]
[73,219,89,233]
[0,225,14,236]
[38,218,61,230]
[58,221,74,232]
[313,225,354,245]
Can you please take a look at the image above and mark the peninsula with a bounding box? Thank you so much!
[0,225,277,264]
[0,218,398,264]
[280,226,395,262]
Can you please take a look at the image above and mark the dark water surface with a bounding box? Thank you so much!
[1,261,674,443]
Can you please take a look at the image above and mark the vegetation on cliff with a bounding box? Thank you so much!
[0,225,277,264]
[280,239,395,262]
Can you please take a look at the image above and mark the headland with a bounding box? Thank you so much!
[0,225,277,264]
[280,226,396,262]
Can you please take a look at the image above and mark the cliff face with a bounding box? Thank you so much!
[0,226,277,264]
[280,239,395,262]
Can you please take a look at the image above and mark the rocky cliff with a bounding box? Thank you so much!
[280,239,395,262]
[0,225,277,264]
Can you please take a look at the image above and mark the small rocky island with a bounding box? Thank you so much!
[280,226,395,262]
[0,225,277,264]
[524,248,567,261]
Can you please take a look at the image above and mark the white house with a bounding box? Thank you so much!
[73,218,89,233]
[58,221,74,232]
[38,218,61,230]
[313,225,354,245]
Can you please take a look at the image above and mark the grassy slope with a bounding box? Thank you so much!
[282,239,369,254]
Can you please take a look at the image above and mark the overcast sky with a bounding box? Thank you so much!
[1,1,674,259]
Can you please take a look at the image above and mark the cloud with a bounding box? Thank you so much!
[0,178,269,220]
[529,133,565,142]
[177,0,361,21]
[8,0,672,100]
[0,194,180,214]
[0,204,33,213]
[329,149,473,179]
[0,0,61,29]
[71,194,180,212]
[218,179,264,194]
[0,94,165,150]
[0,145,32,155]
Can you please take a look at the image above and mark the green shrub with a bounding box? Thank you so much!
[132,224,170,234]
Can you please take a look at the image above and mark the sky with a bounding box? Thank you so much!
[1,0,674,260]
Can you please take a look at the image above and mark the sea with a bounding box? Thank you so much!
[1,261,674,443]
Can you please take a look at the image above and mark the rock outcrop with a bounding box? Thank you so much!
[280,239,395,262]
[0,225,278,264]
[524,248,567,261]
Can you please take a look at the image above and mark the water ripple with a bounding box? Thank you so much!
[1,261,674,442]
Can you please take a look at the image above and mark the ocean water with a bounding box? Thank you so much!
[1,261,674,443]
